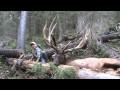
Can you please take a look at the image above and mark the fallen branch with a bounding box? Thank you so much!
[6,57,120,79]
[99,33,120,42]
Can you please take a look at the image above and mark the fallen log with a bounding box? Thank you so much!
[77,68,120,79]
[6,58,120,79]
[99,33,120,42]
[6,58,75,69]
[0,49,24,58]
[66,58,120,71]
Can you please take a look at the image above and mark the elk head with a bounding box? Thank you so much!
[43,16,90,65]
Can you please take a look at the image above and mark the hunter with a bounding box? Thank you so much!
[30,42,48,64]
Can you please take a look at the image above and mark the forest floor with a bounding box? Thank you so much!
[0,61,35,79]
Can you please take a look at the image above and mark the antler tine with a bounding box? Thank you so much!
[49,16,56,32]
[75,29,90,49]
[48,22,58,52]
[43,20,54,47]
[48,22,57,44]
[48,17,58,52]
[50,23,57,36]
[43,17,58,53]
[47,16,57,43]
[62,41,72,52]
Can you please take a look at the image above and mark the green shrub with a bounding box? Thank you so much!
[89,41,109,58]
[27,63,49,79]
[7,40,16,49]
[27,62,76,79]
[0,56,6,65]
[53,68,76,79]
[49,62,76,79]
[0,56,3,67]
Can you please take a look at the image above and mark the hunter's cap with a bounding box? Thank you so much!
[30,42,37,45]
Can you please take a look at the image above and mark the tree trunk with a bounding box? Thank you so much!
[17,11,28,51]
[0,49,23,58]
[66,58,120,70]
[77,68,120,79]
[28,12,33,42]
[6,57,120,79]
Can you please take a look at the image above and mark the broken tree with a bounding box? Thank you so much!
[6,57,120,79]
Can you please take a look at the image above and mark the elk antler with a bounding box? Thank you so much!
[43,16,58,52]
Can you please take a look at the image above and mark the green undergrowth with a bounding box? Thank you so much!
[7,40,16,49]
[26,62,77,79]
[89,41,109,58]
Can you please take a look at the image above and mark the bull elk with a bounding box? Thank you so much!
[43,16,90,65]
[42,17,120,72]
